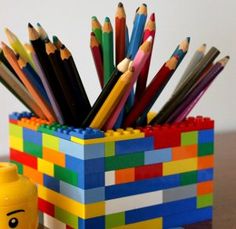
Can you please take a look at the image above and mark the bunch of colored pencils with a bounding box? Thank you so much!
[0,3,229,131]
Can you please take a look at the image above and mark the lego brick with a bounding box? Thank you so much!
[24,165,43,185]
[105,174,180,200]
[115,137,154,155]
[198,129,214,144]
[198,155,214,170]
[23,127,42,144]
[79,216,105,229]
[38,124,57,135]
[197,194,213,208]
[42,133,60,151]
[24,141,42,157]
[135,163,162,181]
[78,171,104,189]
[198,143,214,157]
[43,212,66,229]
[105,171,115,186]
[43,147,65,167]
[180,171,198,186]
[55,206,78,229]
[197,168,214,182]
[105,141,115,157]
[17,117,43,130]
[38,197,55,217]
[144,148,172,165]
[163,184,196,203]
[125,197,196,225]
[10,160,23,174]
[163,158,197,176]
[10,148,37,169]
[106,212,125,229]
[105,152,144,171]
[70,127,104,139]
[54,164,78,187]
[38,185,105,219]
[197,181,213,195]
[181,131,198,146]
[60,181,105,204]
[9,123,23,138]
[105,190,163,214]
[163,207,212,228]
[44,174,60,192]
[9,135,23,151]
[9,111,32,120]
[115,217,163,229]
[115,168,135,184]
[172,145,197,161]
[38,158,54,177]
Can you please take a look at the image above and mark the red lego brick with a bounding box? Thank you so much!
[135,163,162,181]
[9,119,18,124]
[10,148,37,169]
[38,197,55,217]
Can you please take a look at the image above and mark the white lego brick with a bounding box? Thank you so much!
[43,213,66,229]
[105,171,115,186]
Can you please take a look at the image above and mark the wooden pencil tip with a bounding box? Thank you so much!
[142,3,147,7]
[118,2,123,7]
[15,53,20,59]
[225,56,230,59]
[44,38,50,43]
[186,37,191,43]
[61,44,66,49]
[28,23,33,28]
[92,16,97,21]
[36,22,41,27]
[1,41,7,48]
[150,13,155,21]
[91,32,95,36]
[52,35,58,42]
[105,17,110,22]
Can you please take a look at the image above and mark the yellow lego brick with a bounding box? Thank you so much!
[9,136,23,151]
[9,123,23,138]
[42,133,59,151]
[38,185,105,219]
[163,158,197,176]
[71,128,145,145]
[114,217,162,229]
[37,158,54,177]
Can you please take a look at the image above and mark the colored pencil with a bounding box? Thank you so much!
[166,56,229,123]
[127,3,147,59]
[90,67,134,129]
[0,61,46,119]
[102,17,114,85]
[82,56,131,128]
[115,2,126,65]
[125,25,129,55]
[60,45,92,123]
[135,13,156,102]
[150,47,220,125]
[37,23,49,40]
[173,43,206,94]
[28,23,65,124]
[123,56,179,128]
[90,32,103,88]
[52,35,63,49]
[104,36,153,130]
[92,16,102,44]
[2,42,56,122]
[5,28,35,68]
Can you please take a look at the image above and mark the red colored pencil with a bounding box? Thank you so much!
[135,13,156,102]
[90,32,103,88]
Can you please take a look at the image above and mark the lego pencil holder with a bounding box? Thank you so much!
[9,112,214,229]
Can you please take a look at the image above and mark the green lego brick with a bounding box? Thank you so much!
[42,133,59,151]
[197,193,213,208]
[55,206,78,228]
[106,212,125,228]
[198,143,214,156]
[54,164,78,186]
[105,142,115,157]
[9,123,23,138]
[11,160,23,174]
[180,171,198,185]
[24,141,42,158]
[105,152,144,171]
[181,131,198,146]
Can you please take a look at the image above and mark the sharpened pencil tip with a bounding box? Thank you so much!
[225,56,230,59]
[44,38,50,43]
[52,35,58,42]
[15,53,20,59]
[105,17,110,22]
[61,45,65,49]
[150,13,155,21]
[142,3,147,7]
[91,32,95,36]
[118,2,123,7]
[36,22,41,27]
[186,37,191,43]
[92,16,97,21]
[28,23,33,28]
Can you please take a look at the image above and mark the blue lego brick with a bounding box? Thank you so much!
[105,174,180,200]
[60,181,105,204]
[23,127,42,145]
[9,111,33,121]
[70,127,104,139]
[79,216,105,229]
[43,174,60,192]
[78,172,105,189]
[115,137,154,155]
[53,126,75,140]
[198,168,214,182]
[198,129,214,144]
[59,139,104,160]
[163,207,212,228]
[145,148,172,165]
[65,155,104,174]
[125,197,197,224]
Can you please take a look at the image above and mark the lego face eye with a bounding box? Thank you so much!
[8,217,19,228]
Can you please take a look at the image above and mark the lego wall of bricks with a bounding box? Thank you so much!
[9,112,214,229]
